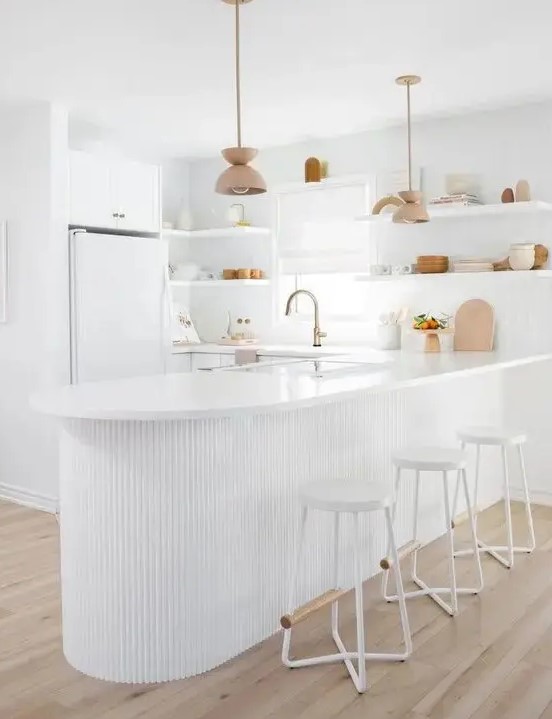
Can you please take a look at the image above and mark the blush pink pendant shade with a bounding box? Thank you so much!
[393,75,429,224]
[216,0,267,196]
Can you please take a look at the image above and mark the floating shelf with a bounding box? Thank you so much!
[164,226,271,239]
[170,279,271,288]
[355,270,552,282]
[356,201,552,223]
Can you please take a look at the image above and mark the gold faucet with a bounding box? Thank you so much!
[285,289,327,347]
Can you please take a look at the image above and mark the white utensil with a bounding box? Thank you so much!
[397,306,409,324]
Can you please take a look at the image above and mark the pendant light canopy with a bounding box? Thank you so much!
[393,75,429,224]
[216,0,267,196]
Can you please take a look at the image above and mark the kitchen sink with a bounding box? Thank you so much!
[210,357,390,378]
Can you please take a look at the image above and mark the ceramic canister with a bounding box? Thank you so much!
[509,243,535,271]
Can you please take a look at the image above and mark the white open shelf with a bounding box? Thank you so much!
[170,279,271,288]
[164,226,271,239]
[356,200,552,223]
[355,269,552,282]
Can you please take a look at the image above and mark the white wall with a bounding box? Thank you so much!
[161,159,190,228]
[0,101,69,510]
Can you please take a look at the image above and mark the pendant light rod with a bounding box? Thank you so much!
[234,0,242,148]
[406,80,412,191]
[216,0,267,196]
[396,75,421,192]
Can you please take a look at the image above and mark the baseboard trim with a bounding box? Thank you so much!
[510,487,552,507]
[0,483,58,514]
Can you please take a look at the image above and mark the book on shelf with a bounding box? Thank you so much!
[429,193,483,206]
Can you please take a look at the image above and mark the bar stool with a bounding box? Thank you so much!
[281,480,412,694]
[382,447,483,617]
[453,427,536,569]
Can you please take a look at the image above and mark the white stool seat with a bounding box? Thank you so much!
[299,480,392,513]
[392,447,467,472]
[457,426,526,446]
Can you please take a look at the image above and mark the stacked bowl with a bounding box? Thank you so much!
[416,255,449,274]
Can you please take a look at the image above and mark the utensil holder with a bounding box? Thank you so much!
[376,324,401,350]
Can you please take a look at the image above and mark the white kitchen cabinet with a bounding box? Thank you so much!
[69,150,160,233]
[166,353,192,373]
[69,151,113,229]
[111,160,160,233]
[191,354,222,371]
[219,353,235,367]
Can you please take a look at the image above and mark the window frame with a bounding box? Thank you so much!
[271,174,375,323]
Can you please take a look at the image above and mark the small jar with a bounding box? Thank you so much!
[509,243,535,271]
[237,268,251,279]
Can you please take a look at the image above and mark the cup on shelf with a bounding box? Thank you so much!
[223,268,237,280]
[237,268,252,279]
[370,264,392,276]
[250,269,262,279]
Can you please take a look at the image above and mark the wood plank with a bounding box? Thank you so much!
[0,500,552,719]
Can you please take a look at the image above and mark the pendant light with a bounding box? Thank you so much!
[393,75,429,224]
[215,0,267,196]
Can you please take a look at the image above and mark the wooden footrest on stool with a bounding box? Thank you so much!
[280,588,348,629]
[380,540,422,571]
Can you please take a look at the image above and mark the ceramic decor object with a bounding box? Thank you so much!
[501,188,515,203]
[371,195,404,215]
[305,157,322,184]
[453,299,495,352]
[515,179,531,202]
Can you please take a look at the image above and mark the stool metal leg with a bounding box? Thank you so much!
[382,465,401,601]
[443,471,458,614]
[411,470,421,580]
[281,506,308,666]
[451,441,467,522]
[331,511,341,638]
[519,445,536,553]
[461,467,484,593]
[384,506,413,657]
[352,513,367,692]
[502,445,515,568]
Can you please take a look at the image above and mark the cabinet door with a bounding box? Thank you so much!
[166,353,192,373]
[219,353,235,367]
[111,160,160,233]
[69,151,115,228]
[191,354,222,371]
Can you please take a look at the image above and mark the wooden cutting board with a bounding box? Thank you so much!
[453,299,495,351]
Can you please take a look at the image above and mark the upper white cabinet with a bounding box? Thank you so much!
[69,151,112,229]
[110,160,160,233]
[69,151,160,233]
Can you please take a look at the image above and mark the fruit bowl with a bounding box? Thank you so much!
[411,313,453,352]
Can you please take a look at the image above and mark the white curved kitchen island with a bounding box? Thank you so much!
[32,351,551,683]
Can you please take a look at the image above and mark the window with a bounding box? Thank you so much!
[274,176,373,320]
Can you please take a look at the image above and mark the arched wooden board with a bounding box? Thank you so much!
[453,299,495,351]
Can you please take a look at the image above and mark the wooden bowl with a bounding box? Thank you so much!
[417,255,448,262]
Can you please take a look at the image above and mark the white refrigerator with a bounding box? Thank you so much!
[69,229,170,384]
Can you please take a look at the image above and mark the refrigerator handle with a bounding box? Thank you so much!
[68,229,87,385]
[162,265,173,374]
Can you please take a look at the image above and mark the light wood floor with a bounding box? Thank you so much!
[2,500,552,719]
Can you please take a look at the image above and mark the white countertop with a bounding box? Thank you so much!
[32,351,552,421]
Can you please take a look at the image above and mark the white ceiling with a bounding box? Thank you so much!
[1,0,551,158]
